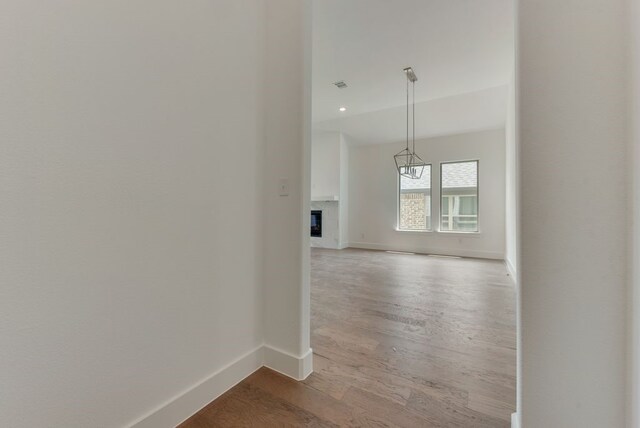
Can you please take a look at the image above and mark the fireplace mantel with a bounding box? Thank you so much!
[311,196,339,202]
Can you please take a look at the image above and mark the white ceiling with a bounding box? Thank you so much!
[314,85,508,145]
[312,0,514,144]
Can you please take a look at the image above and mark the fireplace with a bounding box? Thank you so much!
[310,210,322,237]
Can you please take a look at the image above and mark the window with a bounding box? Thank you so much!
[398,165,432,231]
[440,160,478,232]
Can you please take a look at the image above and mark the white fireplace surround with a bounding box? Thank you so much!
[310,201,342,249]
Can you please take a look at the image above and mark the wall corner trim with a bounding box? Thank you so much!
[264,345,314,381]
[505,258,517,286]
[511,412,520,428]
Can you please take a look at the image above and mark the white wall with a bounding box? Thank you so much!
[310,131,350,249]
[0,1,309,426]
[505,72,518,278]
[519,0,628,426]
[311,132,341,199]
[508,17,522,423]
[630,0,640,425]
[310,132,341,249]
[339,134,351,248]
[263,0,312,364]
[348,129,506,259]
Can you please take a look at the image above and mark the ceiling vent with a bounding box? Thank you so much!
[333,81,348,89]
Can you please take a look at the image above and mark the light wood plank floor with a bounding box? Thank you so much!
[181,248,516,427]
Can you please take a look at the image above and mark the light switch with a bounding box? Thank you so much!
[278,178,290,196]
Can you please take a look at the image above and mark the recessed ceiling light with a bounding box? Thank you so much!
[339,107,347,112]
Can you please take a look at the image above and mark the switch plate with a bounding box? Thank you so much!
[278,178,289,196]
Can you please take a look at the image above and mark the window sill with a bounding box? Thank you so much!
[395,228,482,237]
[395,229,434,234]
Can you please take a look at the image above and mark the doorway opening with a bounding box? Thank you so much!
[306,1,518,425]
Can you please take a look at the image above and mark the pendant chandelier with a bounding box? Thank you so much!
[394,67,426,179]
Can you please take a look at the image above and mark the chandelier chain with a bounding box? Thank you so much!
[395,67,425,180]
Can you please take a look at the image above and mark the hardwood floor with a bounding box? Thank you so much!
[180,248,516,427]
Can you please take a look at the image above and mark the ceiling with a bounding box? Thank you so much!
[312,0,514,144]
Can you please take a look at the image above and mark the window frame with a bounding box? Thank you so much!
[397,164,433,232]
[439,159,480,233]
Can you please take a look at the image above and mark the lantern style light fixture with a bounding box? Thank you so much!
[394,67,427,179]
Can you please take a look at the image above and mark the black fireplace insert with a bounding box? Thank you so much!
[311,210,322,237]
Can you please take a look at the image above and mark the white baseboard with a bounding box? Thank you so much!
[348,241,504,260]
[129,345,313,428]
[511,412,520,428]
[130,346,264,428]
[505,258,517,285]
[264,345,313,381]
